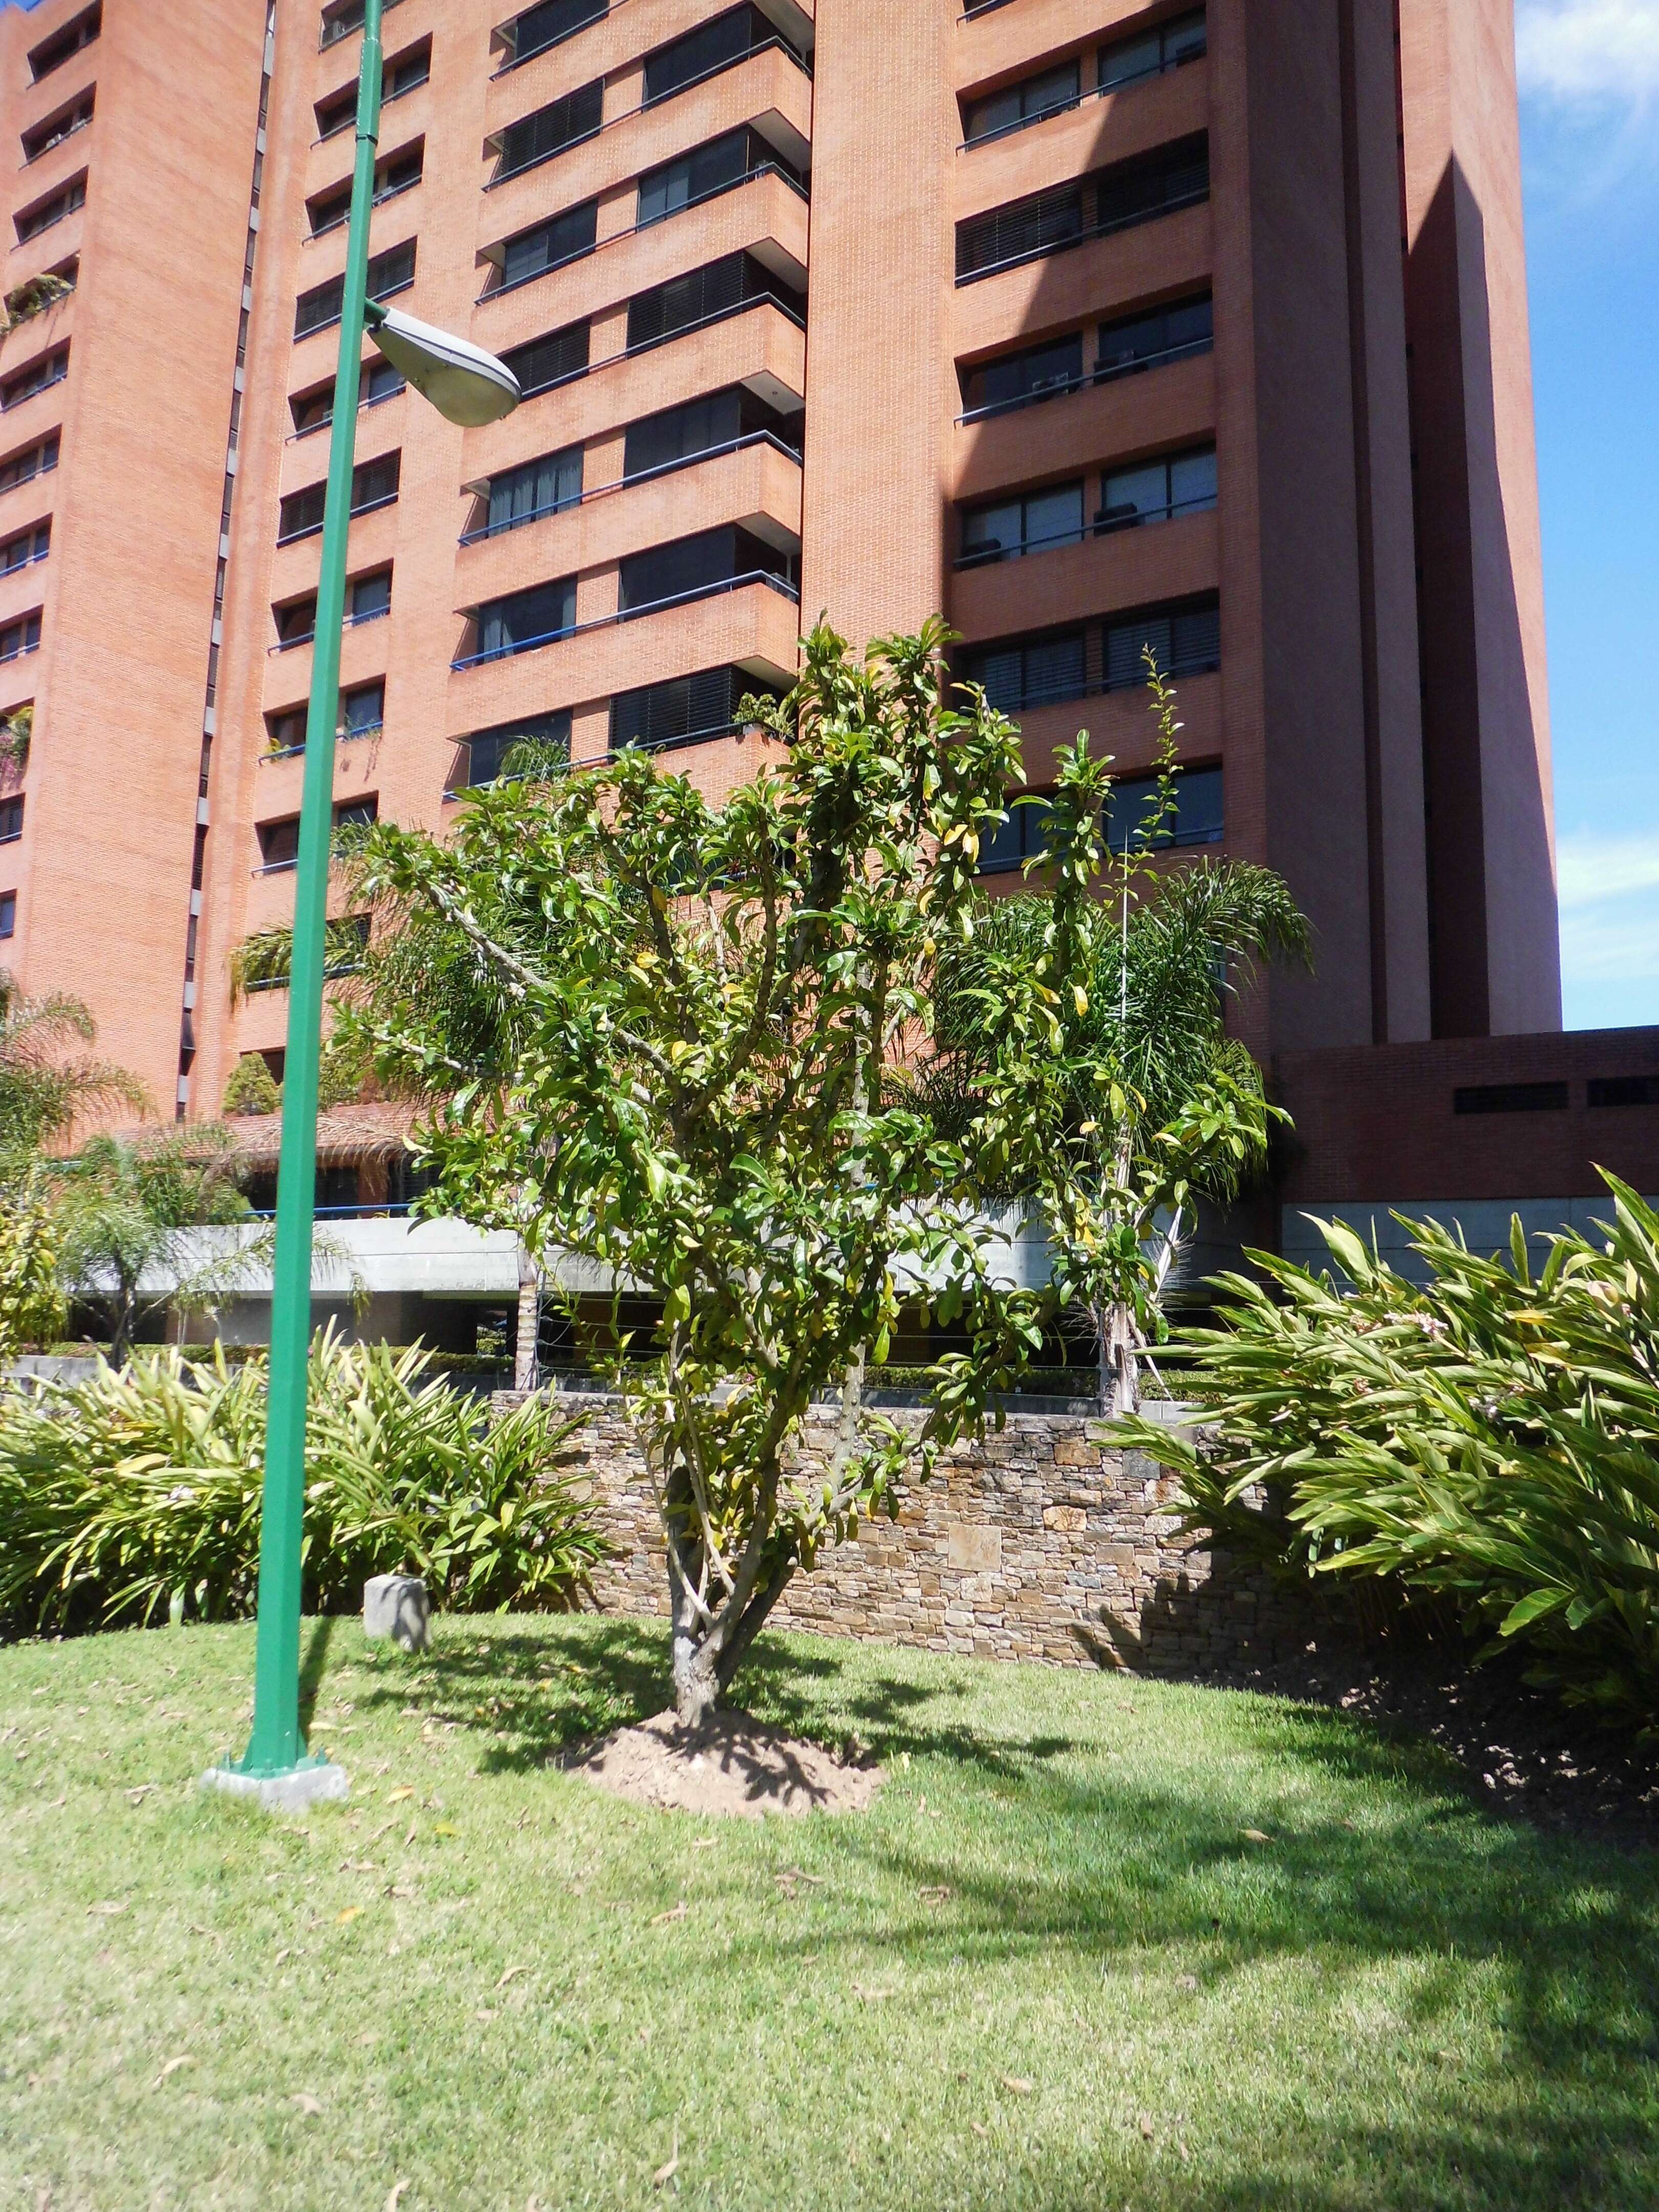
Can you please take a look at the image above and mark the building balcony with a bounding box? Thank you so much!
[266,496,399,602]
[957,0,1145,86]
[953,348,1215,502]
[456,435,802,602]
[950,507,1219,642]
[952,200,1210,364]
[953,55,1207,224]
[1006,666,1222,784]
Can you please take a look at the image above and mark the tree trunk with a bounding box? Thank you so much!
[514,1246,540,1393]
[1104,1300,1139,1418]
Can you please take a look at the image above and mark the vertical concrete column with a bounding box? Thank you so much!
[798,0,955,647]
[1397,0,1559,1038]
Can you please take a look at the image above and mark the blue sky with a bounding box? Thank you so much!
[1516,0,1659,1029]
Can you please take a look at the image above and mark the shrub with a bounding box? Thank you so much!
[1113,1175,1659,1731]
[0,1331,607,1637]
[222,1054,281,1117]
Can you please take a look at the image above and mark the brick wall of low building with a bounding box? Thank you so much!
[497,1392,1307,1676]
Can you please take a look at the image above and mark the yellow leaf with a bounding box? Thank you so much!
[387,1787,414,1803]
[434,1823,458,1838]
[154,2054,196,2087]
[1241,1828,1274,1845]
[335,1907,364,1926]
[999,2075,1033,2096]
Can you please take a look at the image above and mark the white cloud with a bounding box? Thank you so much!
[1555,828,1659,985]
[1516,0,1659,104]
[1556,830,1659,909]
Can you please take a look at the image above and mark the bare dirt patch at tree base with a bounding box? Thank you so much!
[563,1709,884,1819]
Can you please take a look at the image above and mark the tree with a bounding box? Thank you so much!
[0,1167,63,1360]
[0,968,144,1171]
[51,1125,269,1360]
[342,620,1098,1727]
[222,1053,282,1117]
[930,668,1309,1412]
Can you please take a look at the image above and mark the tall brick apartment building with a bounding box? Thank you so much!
[1,0,1653,1315]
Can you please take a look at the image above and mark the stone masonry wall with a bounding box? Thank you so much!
[498,1394,1308,1675]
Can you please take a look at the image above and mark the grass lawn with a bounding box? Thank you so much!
[3,1616,1658,2210]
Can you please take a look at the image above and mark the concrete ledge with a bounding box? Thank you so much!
[199,1758,350,1813]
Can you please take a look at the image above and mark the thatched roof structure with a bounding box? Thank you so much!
[221,1100,419,1172]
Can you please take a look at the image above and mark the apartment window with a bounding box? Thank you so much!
[463,710,571,787]
[1589,1075,1659,1108]
[1104,763,1223,854]
[643,7,807,107]
[0,435,57,493]
[278,450,400,541]
[15,175,86,245]
[320,0,403,50]
[961,481,1084,567]
[963,632,1086,716]
[955,135,1209,281]
[308,141,423,233]
[493,80,602,182]
[501,318,590,398]
[0,796,22,843]
[1097,294,1213,381]
[259,796,378,871]
[964,59,1080,145]
[316,37,429,136]
[1104,596,1221,689]
[977,795,1052,876]
[290,357,405,435]
[22,90,95,164]
[611,665,779,754]
[961,333,1084,420]
[274,568,390,647]
[475,577,577,662]
[627,251,804,352]
[28,4,99,82]
[0,892,13,938]
[619,525,796,615]
[623,386,801,480]
[265,705,308,755]
[497,198,598,290]
[294,239,415,339]
[343,679,385,734]
[1098,445,1217,530]
[0,613,41,663]
[1,349,69,411]
[0,522,50,574]
[497,0,606,69]
[483,444,583,536]
[636,126,804,228]
[1454,1082,1569,1116]
[1099,8,1207,93]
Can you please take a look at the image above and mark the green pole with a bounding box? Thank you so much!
[231,0,384,1782]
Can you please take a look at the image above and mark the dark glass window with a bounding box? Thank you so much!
[626,251,804,352]
[623,386,800,478]
[0,612,42,662]
[320,0,405,48]
[350,568,392,623]
[1099,8,1207,93]
[498,199,598,289]
[317,37,429,136]
[463,710,572,787]
[1589,1075,1659,1109]
[961,332,1083,419]
[501,0,606,67]
[15,175,85,244]
[636,127,802,229]
[0,435,58,492]
[294,240,415,338]
[343,680,385,734]
[961,481,1084,566]
[1104,597,1221,690]
[964,58,1080,144]
[1098,446,1217,531]
[28,4,99,82]
[1104,764,1223,854]
[956,136,1209,281]
[308,142,423,233]
[0,522,50,574]
[278,450,400,541]
[290,358,404,435]
[619,526,795,615]
[22,91,94,162]
[485,444,583,535]
[501,319,590,398]
[1454,1083,1570,1116]
[476,578,577,662]
[266,706,309,755]
[259,796,377,871]
[976,796,1052,875]
[1,349,69,410]
[610,665,778,752]
[1097,294,1213,381]
[0,795,22,842]
[642,6,804,104]
[962,632,1086,715]
[0,892,14,938]
[493,79,602,181]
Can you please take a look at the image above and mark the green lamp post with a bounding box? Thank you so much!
[203,0,518,1812]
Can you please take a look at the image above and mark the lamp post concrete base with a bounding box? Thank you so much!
[199,1756,350,1814]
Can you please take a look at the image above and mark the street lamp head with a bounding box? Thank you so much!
[366,305,521,428]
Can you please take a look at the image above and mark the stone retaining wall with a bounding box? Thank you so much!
[501,1392,1308,1675]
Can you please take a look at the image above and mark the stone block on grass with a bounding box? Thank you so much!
[364,1575,431,1653]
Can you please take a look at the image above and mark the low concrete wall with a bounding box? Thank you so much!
[500,1393,1306,1675]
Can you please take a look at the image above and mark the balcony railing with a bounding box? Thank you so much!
[260,717,383,764]
[451,568,797,671]
[954,493,1216,569]
[458,428,801,546]
[956,335,1213,426]
[268,603,391,654]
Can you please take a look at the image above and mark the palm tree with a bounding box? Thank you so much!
[929,675,1310,1413]
[0,968,145,1168]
